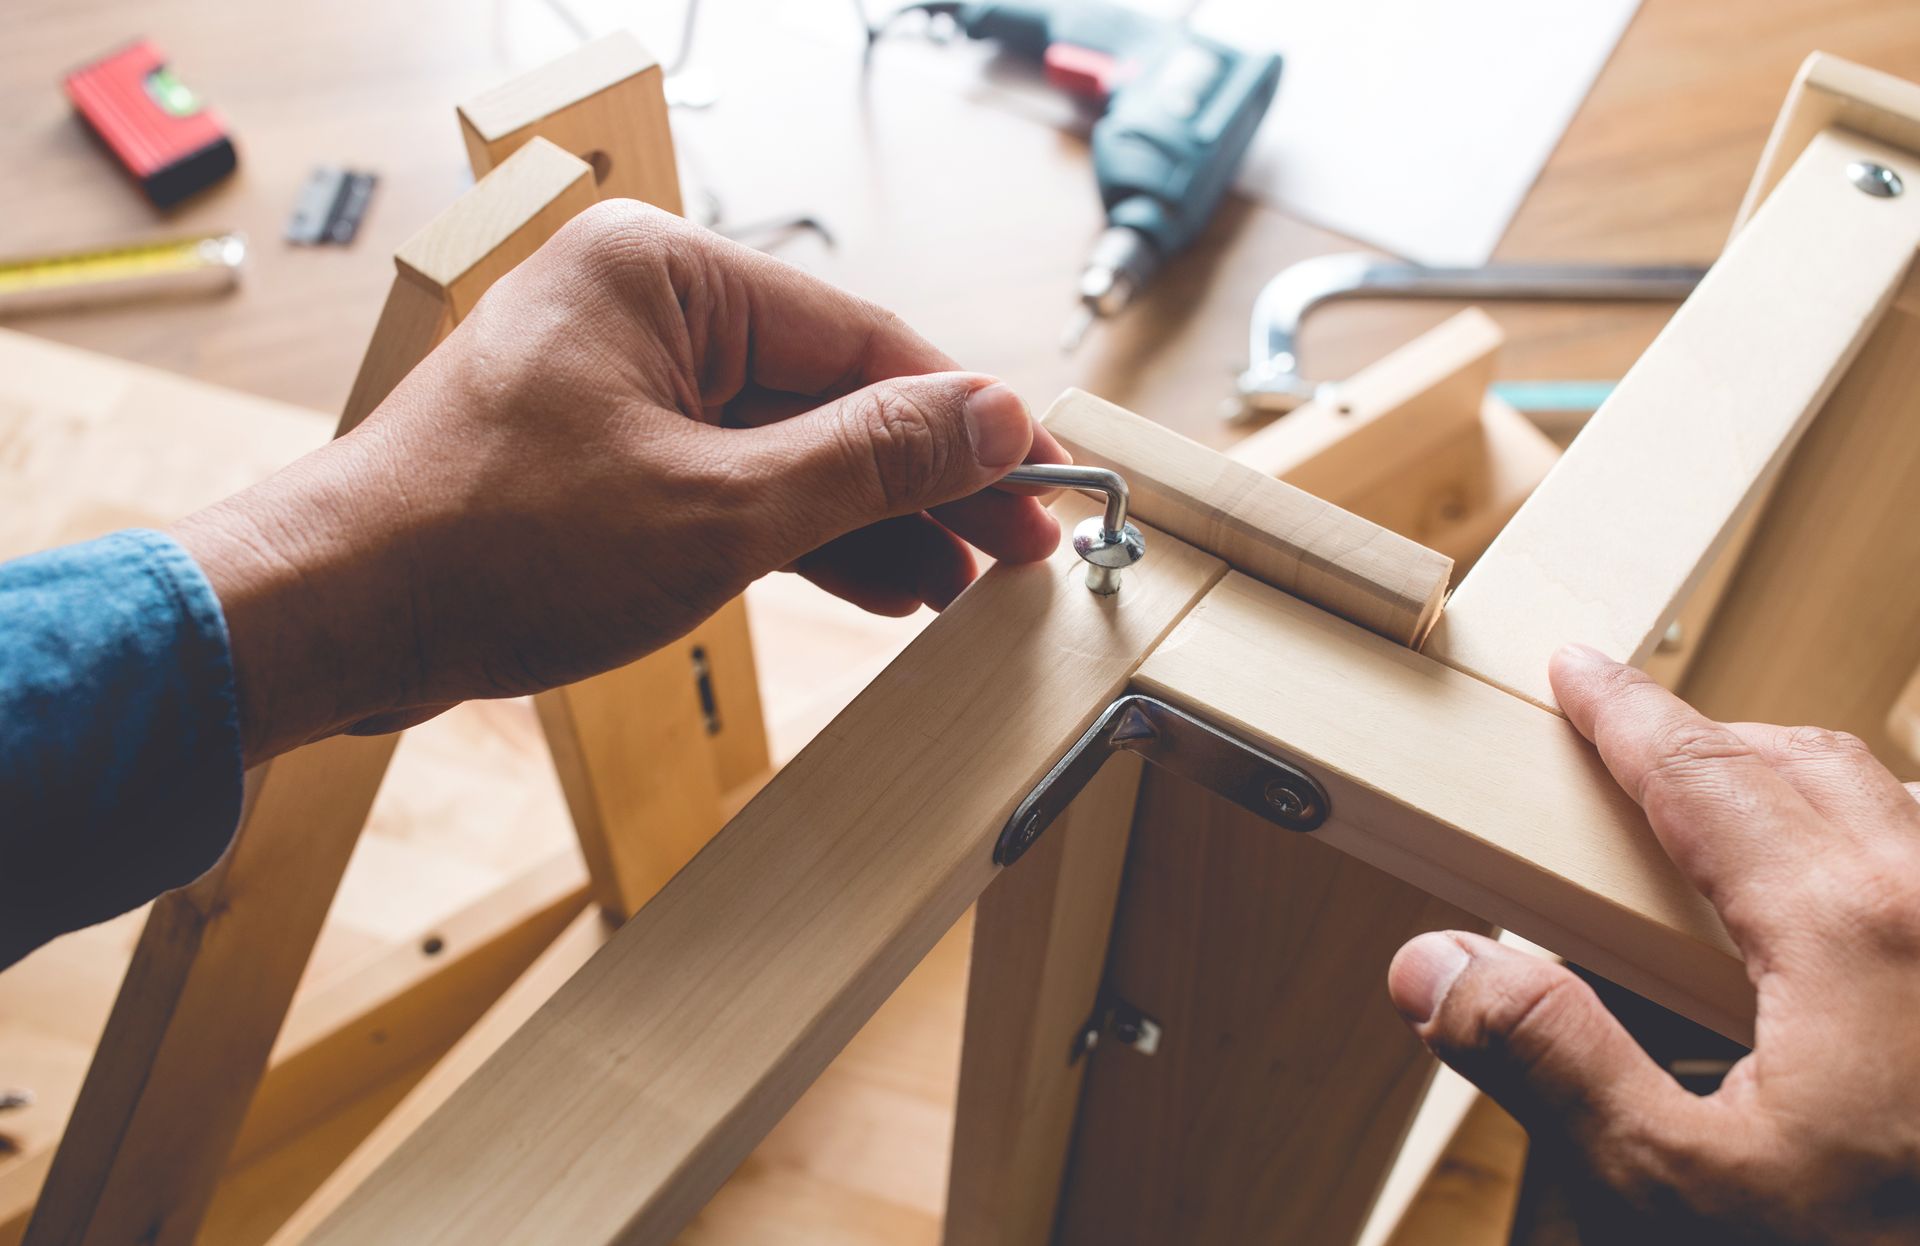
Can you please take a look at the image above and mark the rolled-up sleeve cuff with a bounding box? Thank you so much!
[0,529,243,963]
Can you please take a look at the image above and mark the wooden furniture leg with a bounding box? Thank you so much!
[20,139,598,1246]
[944,753,1145,1246]
[1053,769,1477,1244]
[462,30,771,920]
[1426,120,1920,711]
[1674,262,1920,774]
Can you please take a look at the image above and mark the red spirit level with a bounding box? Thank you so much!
[64,41,237,209]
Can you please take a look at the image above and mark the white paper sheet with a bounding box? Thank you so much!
[1181,0,1643,265]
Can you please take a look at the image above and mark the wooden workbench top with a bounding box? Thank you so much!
[5,0,1917,449]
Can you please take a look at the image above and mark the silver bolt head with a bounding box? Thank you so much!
[1072,517,1145,596]
[1848,161,1904,198]
[1073,517,1146,569]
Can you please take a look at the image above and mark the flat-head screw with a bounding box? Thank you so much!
[1848,161,1904,198]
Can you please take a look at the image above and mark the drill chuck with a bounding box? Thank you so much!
[1077,223,1161,317]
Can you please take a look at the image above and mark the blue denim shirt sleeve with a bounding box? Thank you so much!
[0,529,243,966]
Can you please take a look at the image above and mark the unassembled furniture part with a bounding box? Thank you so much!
[12,32,769,1246]
[293,51,1920,1246]
[1229,305,1562,571]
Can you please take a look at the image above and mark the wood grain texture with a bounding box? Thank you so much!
[396,137,597,320]
[944,754,1144,1246]
[1227,310,1558,569]
[1228,308,1499,495]
[1378,1092,1528,1246]
[308,496,1224,1245]
[1341,395,1560,572]
[1055,768,1479,1245]
[1627,55,1920,694]
[457,62,771,922]
[1425,128,1920,710]
[1678,288,1920,776]
[459,29,683,216]
[1043,389,1451,646]
[1737,53,1920,232]
[265,905,612,1246]
[1136,572,1751,1041]
[22,732,400,1246]
[8,0,1919,445]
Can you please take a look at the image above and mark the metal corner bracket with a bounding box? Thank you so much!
[994,695,1331,866]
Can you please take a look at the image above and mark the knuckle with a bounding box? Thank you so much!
[1637,720,1753,805]
[1781,724,1871,761]
[1828,856,1920,957]
[556,199,685,280]
[839,387,950,510]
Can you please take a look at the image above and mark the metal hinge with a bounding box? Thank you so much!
[1071,994,1163,1063]
[994,694,1330,867]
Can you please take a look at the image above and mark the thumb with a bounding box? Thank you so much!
[1389,932,1697,1154]
[731,372,1033,547]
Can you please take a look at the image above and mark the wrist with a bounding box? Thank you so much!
[169,433,421,764]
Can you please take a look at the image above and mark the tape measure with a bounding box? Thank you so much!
[0,232,246,317]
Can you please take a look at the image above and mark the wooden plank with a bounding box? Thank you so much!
[265,905,613,1246]
[1636,55,1920,693]
[1055,769,1478,1244]
[1375,1092,1528,1246]
[308,495,1225,1245]
[230,852,587,1164]
[396,138,598,321]
[535,597,766,925]
[22,734,399,1246]
[1678,281,1920,776]
[1043,390,1452,647]
[944,753,1144,1246]
[1338,395,1560,570]
[21,140,599,1246]
[690,597,772,797]
[1228,308,1499,497]
[1135,572,1752,1041]
[1424,127,1920,710]
[534,648,728,919]
[459,29,683,214]
[1735,53,1920,234]
[1225,312,1556,568]
[457,51,771,920]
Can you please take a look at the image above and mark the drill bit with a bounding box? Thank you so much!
[1059,303,1097,354]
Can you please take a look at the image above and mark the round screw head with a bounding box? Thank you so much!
[1264,781,1306,819]
[1847,161,1904,198]
[1071,516,1146,595]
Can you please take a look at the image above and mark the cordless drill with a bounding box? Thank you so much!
[931,2,1282,349]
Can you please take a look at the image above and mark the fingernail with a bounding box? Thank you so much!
[1559,642,1612,668]
[965,383,1031,469]
[1393,932,1471,1025]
